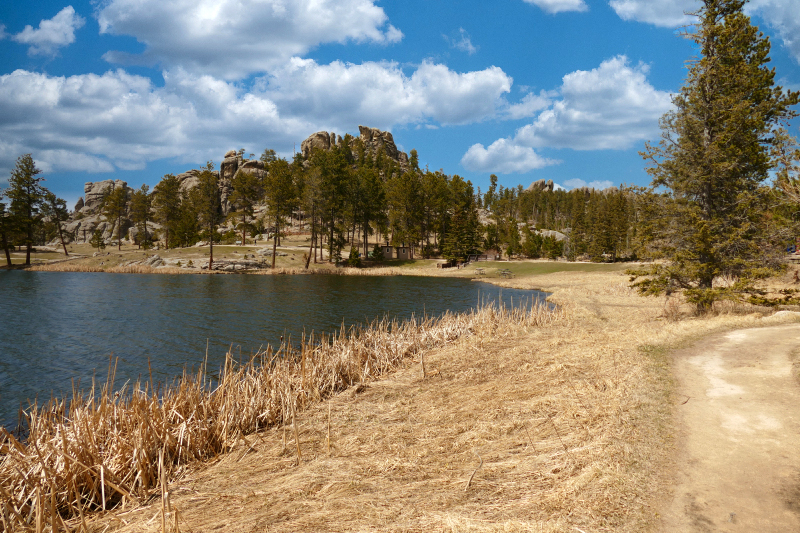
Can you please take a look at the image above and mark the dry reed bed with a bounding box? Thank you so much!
[0,301,561,532]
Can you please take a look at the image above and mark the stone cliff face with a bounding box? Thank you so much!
[66,150,266,245]
[300,125,409,168]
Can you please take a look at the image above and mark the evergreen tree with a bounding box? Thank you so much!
[102,185,129,251]
[42,191,71,256]
[263,158,298,268]
[633,0,799,311]
[6,154,45,265]
[229,169,260,245]
[153,174,182,248]
[130,184,153,249]
[194,162,221,269]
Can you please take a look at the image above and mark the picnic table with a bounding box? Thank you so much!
[475,267,485,275]
[498,269,513,278]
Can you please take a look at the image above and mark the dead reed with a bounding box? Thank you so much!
[0,301,561,532]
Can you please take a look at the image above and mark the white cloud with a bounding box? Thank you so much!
[515,55,673,150]
[444,28,478,55]
[505,91,553,119]
[608,0,800,63]
[748,0,800,63]
[11,6,85,56]
[0,59,513,175]
[609,0,697,27]
[522,0,588,14]
[461,138,559,174]
[260,59,512,127]
[564,178,614,190]
[460,56,672,175]
[97,0,403,79]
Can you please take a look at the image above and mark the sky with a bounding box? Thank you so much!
[0,0,799,207]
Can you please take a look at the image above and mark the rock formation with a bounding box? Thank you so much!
[63,180,135,244]
[300,125,410,168]
[526,179,554,193]
[358,125,409,167]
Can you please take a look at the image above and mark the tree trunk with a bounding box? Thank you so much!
[25,221,32,265]
[306,205,315,269]
[1,229,11,266]
[57,222,69,256]
[272,215,279,269]
[117,214,122,251]
[208,222,214,270]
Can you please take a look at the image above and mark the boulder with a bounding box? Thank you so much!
[74,197,84,212]
[301,131,333,158]
[128,222,162,244]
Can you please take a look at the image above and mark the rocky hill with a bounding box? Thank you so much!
[61,126,406,246]
[301,125,410,168]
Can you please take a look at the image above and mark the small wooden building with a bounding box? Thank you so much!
[477,248,502,261]
[395,246,411,260]
[381,245,394,259]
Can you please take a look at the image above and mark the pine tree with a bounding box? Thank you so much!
[153,174,182,249]
[102,185,129,251]
[194,162,221,269]
[42,191,70,256]
[130,184,153,249]
[263,158,298,268]
[6,154,45,265]
[633,0,799,311]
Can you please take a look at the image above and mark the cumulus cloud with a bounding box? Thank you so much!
[505,91,553,120]
[0,59,513,174]
[460,56,671,174]
[609,0,697,27]
[522,0,588,14]
[608,0,800,63]
[97,0,403,79]
[515,55,672,150]
[461,138,559,174]
[748,0,800,63]
[10,6,85,56]
[259,59,512,127]
[564,178,614,190]
[444,28,478,55]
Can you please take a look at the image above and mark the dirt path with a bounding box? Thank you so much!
[663,323,800,531]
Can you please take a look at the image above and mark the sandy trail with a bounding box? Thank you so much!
[663,323,800,531]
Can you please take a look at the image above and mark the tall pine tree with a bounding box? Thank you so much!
[633,0,799,311]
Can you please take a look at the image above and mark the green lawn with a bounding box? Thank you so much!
[463,260,631,277]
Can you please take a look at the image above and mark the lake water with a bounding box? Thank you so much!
[0,271,547,428]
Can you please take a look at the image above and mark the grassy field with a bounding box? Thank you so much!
[9,239,632,279]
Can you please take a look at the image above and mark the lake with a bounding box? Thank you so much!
[0,270,547,428]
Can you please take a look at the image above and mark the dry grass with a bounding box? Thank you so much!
[0,301,560,532]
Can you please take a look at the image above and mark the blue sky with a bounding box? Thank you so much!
[1,0,798,206]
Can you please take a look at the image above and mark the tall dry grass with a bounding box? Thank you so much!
[0,301,561,532]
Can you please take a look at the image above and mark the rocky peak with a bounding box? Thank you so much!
[300,125,410,168]
[526,179,554,193]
